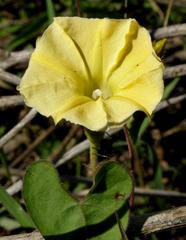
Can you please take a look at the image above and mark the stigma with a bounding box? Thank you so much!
[92,89,103,100]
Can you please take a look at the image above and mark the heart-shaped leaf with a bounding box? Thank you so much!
[23,161,85,236]
[23,161,132,239]
[83,162,132,225]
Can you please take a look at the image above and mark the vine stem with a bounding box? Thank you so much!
[76,0,81,17]
[123,125,135,208]
[123,125,144,208]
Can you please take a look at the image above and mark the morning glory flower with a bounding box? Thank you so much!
[18,17,164,131]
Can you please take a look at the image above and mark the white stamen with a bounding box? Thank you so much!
[92,89,102,100]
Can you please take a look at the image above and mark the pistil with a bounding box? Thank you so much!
[92,89,102,100]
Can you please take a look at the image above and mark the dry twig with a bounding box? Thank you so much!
[6,179,23,196]
[0,109,37,149]
[0,95,24,110]
[49,125,79,163]
[164,64,186,79]
[156,94,186,111]
[166,49,186,62]
[135,187,186,199]
[11,125,56,167]
[0,50,31,70]
[153,23,186,39]
[0,69,20,85]
[129,206,186,235]
[0,231,43,240]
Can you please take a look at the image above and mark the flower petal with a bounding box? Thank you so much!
[103,96,140,125]
[57,98,107,131]
[55,17,103,87]
[19,60,84,117]
[115,67,164,115]
[19,18,96,117]
[114,54,162,91]
[55,17,137,87]
[100,18,138,82]
[108,26,161,90]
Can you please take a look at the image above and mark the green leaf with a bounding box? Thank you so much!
[83,162,132,225]
[89,205,129,240]
[163,77,180,100]
[136,117,150,144]
[0,185,35,228]
[46,0,55,23]
[23,161,132,239]
[23,161,85,236]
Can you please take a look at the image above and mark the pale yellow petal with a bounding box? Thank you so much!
[108,26,161,90]
[100,18,138,82]
[55,17,102,88]
[33,19,90,90]
[55,17,137,88]
[115,67,164,115]
[57,98,107,131]
[103,97,140,125]
[19,60,83,117]
[114,54,162,89]
[18,18,95,117]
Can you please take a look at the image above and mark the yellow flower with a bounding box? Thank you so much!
[18,17,164,131]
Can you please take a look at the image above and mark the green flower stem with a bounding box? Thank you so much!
[84,129,104,176]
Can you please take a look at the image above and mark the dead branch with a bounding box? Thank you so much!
[0,96,24,110]
[0,109,37,149]
[0,168,24,178]
[0,231,43,240]
[164,64,186,79]
[0,206,186,239]
[11,125,55,167]
[153,23,186,39]
[0,50,31,70]
[48,125,79,163]
[166,50,186,63]
[0,69,20,85]
[155,94,186,111]
[135,187,186,199]
[6,180,23,196]
[128,205,186,236]
[162,120,186,137]
[56,138,89,166]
